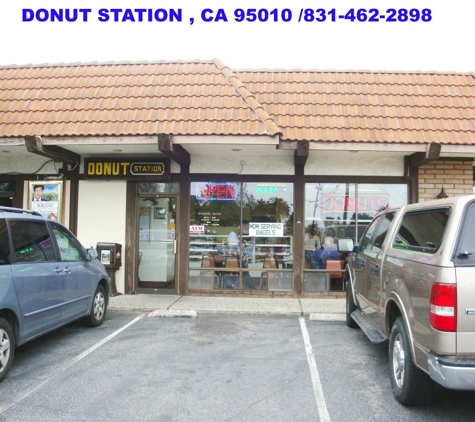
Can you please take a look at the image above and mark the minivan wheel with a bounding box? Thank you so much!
[389,317,435,405]
[0,318,15,383]
[346,280,358,328]
[82,285,107,327]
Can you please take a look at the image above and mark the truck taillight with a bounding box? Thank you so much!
[430,283,457,332]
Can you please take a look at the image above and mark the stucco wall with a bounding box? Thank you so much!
[305,152,404,176]
[77,180,127,292]
[190,154,295,175]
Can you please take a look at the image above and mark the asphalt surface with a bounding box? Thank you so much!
[1,310,475,421]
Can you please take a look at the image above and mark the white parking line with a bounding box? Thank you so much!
[0,314,144,415]
[299,316,331,422]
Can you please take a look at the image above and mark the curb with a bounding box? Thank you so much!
[110,307,345,320]
[309,313,345,322]
[146,309,198,318]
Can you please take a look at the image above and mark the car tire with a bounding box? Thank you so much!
[346,279,359,328]
[0,318,15,383]
[82,285,107,327]
[389,317,435,406]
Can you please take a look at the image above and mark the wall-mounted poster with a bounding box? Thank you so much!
[28,181,64,222]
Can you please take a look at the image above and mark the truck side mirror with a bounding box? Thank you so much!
[338,238,354,252]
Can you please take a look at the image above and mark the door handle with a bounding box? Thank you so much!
[356,258,365,269]
[63,267,71,274]
[173,240,177,254]
[54,268,63,274]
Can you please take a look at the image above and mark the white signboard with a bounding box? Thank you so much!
[249,222,284,237]
[190,225,205,235]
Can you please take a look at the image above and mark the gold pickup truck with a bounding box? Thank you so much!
[340,196,475,406]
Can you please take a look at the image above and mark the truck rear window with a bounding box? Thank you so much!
[393,208,450,253]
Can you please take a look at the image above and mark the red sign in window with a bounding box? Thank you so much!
[323,194,388,214]
[196,183,237,201]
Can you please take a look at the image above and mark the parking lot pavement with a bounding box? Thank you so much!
[1,312,474,421]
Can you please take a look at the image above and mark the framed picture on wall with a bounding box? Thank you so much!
[28,180,64,222]
[154,207,166,219]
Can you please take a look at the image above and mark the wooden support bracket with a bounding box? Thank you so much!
[157,134,191,167]
[24,135,80,167]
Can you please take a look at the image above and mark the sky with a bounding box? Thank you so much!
[1,1,474,72]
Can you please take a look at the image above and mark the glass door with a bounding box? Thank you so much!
[137,195,177,291]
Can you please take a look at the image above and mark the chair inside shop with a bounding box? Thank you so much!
[224,257,239,288]
[326,260,344,291]
[200,256,215,289]
[201,257,214,268]
[259,253,277,289]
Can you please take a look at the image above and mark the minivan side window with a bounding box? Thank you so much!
[51,223,84,261]
[10,220,56,263]
[0,218,11,265]
[393,208,450,252]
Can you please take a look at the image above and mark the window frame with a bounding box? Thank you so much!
[391,207,451,254]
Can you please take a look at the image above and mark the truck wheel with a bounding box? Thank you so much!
[82,285,107,327]
[346,280,358,328]
[0,318,15,383]
[389,317,435,405]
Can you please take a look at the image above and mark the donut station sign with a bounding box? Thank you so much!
[84,159,169,179]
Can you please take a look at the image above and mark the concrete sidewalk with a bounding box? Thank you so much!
[108,294,346,321]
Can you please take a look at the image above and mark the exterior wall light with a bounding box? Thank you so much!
[436,187,448,199]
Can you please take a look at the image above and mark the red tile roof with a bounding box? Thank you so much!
[1,59,475,145]
[236,70,475,144]
[0,59,280,138]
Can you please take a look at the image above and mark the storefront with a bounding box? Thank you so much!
[1,60,474,298]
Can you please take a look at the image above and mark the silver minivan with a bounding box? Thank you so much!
[0,207,110,382]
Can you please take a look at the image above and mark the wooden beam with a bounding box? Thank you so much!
[158,134,190,167]
[24,135,80,166]
[408,142,441,168]
[294,140,309,168]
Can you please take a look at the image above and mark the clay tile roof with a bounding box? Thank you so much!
[1,60,475,146]
[0,59,280,139]
[236,69,475,145]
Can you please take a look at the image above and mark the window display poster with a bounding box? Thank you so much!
[139,215,150,241]
[29,181,64,222]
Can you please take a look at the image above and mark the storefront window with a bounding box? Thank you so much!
[0,182,15,207]
[188,182,294,291]
[303,183,407,292]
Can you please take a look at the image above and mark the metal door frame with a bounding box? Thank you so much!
[135,192,179,294]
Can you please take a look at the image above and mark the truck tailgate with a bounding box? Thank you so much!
[455,267,475,354]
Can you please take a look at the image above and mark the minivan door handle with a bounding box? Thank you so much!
[54,267,63,274]
[63,267,71,274]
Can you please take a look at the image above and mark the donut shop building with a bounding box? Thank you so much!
[0,59,474,297]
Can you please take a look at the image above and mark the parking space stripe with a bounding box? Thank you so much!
[0,314,144,415]
[299,316,331,422]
